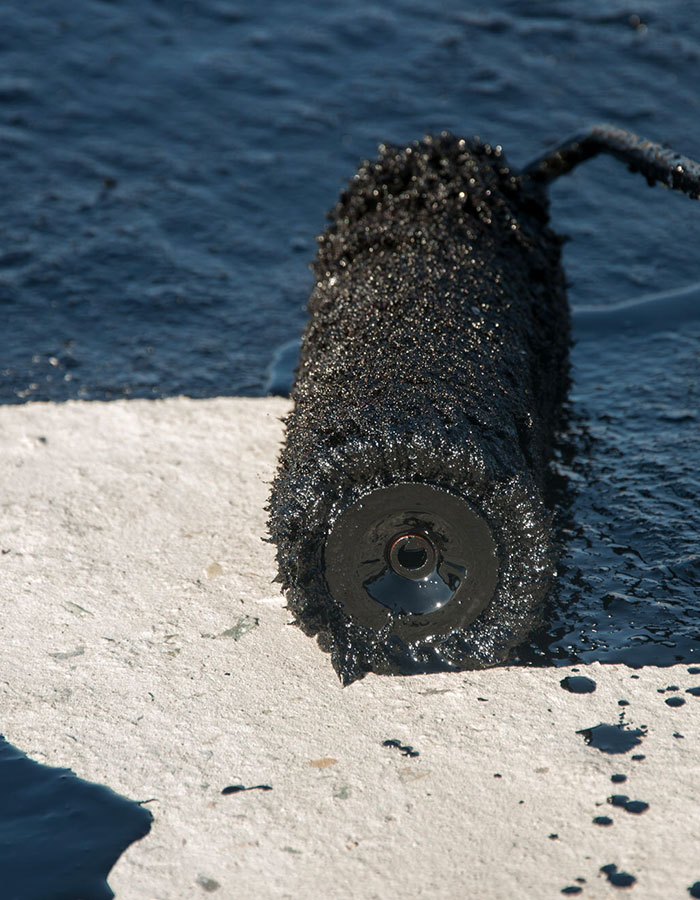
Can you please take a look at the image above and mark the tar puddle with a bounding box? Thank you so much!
[0,736,152,900]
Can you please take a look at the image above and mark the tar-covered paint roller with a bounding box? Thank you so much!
[268,125,700,684]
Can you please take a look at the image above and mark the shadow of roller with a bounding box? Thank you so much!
[268,125,700,684]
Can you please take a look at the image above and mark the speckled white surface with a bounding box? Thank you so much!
[1,397,699,900]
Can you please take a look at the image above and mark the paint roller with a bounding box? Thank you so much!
[268,125,700,683]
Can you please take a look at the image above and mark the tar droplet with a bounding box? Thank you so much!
[593,816,613,826]
[577,723,647,754]
[600,863,636,888]
[631,754,645,761]
[382,739,419,757]
[688,881,700,898]
[611,774,627,784]
[618,699,630,707]
[560,675,596,694]
[686,687,700,697]
[625,800,649,814]
[221,784,272,795]
[607,795,649,815]
[549,833,559,840]
[674,732,685,739]
[666,696,686,707]
[561,887,582,895]
[688,667,700,675]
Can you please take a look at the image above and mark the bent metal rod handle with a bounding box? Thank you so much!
[522,123,700,199]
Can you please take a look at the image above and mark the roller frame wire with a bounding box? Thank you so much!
[522,123,700,199]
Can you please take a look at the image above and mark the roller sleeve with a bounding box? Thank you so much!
[268,133,570,683]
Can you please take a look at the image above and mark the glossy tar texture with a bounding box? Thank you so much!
[268,134,570,683]
[560,675,597,694]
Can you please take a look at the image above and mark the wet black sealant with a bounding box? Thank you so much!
[516,308,700,671]
[593,815,613,827]
[666,696,686,707]
[600,863,637,888]
[577,723,647,754]
[221,784,272,795]
[561,676,597,694]
[0,736,152,900]
[382,740,419,758]
[607,795,649,815]
[4,1,700,410]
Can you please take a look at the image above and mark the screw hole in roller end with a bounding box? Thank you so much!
[389,533,436,580]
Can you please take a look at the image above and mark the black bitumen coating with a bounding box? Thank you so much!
[0,736,152,900]
[268,134,570,683]
[560,676,597,694]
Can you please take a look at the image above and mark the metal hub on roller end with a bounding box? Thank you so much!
[388,533,436,580]
[324,483,500,641]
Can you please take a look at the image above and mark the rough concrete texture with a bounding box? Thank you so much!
[2,397,700,900]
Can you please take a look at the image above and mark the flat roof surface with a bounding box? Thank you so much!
[1,397,698,899]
